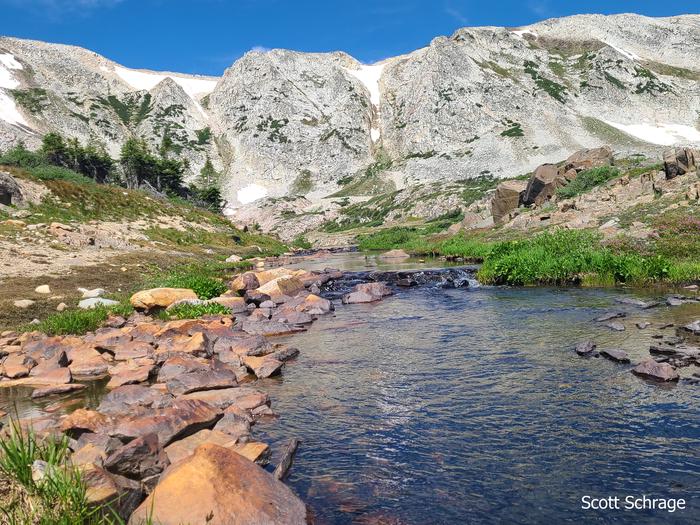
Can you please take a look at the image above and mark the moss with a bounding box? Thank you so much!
[477,60,513,79]
[548,61,566,78]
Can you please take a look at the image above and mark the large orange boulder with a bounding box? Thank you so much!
[491,179,527,223]
[128,443,308,525]
[130,288,198,311]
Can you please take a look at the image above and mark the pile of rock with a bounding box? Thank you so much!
[574,316,700,384]
[490,146,614,223]
[0,265,349,523]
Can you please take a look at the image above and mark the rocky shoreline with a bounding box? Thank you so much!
[1,257,699,523]
[0,260,481,523]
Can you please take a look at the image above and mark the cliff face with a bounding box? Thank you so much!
[1,14,699,217]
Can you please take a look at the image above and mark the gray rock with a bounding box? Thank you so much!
[632,359,679,381]
[600,349,630,363]
[78,298,120,310]
[605,322,626,332]
[575,341,597,356]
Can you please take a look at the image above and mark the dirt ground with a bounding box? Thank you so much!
[0,250,196,331]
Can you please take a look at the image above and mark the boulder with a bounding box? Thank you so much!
[13,299,35,309]
[242,355,284,379]
[31,383,86,399]
[128,443,308,525]
[491,179,527,223]
[130,288,198,311]
[605,322,626,332]
[0,172,23,206]
[212,412,251,441]
[575,341,596,356]
[165,367,237,396]
[104,433,169,480]
[564,146,613,172]
[2,353,36,378]
[240,320,304,336]
[162,429,263,465]
[98,385,172,415]
[294,294,333,314]
[244,290,272,306]
[379,249,410,260]
[180,387,268,411]
[210,295,248,313]
[78,298,120,310]
[80,464,144,520]
[663,147,697,179]
[257,276,305,303]
[106,363,154,389]
[225,254,243,263]
[34,285,51,294]
[631,359,680,382]
[229,272,260,294]
[600,349,630,363]
[60,409,112,437]
[110,399,222,446]
[522,164,566,206]
[342,281,392,304]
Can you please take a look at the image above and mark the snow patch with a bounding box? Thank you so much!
[605,42,640,61]
[0,89,30,128]
[0,53,23,71]
[512,29,538,38]
[0,53,22,90]
[345,63,385,142]
[603,120,700,146]
[113,66,217,99]
[237,183,268,204]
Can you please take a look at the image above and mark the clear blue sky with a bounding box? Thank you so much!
[0,1,696,76]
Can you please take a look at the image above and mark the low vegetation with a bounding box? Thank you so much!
[555,166,620,199]
[361,225,700,286]
[0,421,128,524]
[162,302,230,320]
[29,303,133,336]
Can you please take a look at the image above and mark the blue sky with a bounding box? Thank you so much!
[0,1,696,76]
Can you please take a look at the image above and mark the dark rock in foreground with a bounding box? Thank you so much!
[632,359,680,382]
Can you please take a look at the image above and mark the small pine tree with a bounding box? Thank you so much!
[41,132,68,167]
[193,157,224,211]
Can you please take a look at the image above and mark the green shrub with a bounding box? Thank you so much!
[556,166,620,199]
[291,235,312,249]
[28,165,95,184]
[164,302,230,320]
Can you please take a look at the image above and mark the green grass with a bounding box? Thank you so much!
[291,235,312,249]
[161,302,230,320]
[555,166,620,199]
[146,263,228,300]
[361,227,700,286]
[27,303,134,336]
[0,419,127,524]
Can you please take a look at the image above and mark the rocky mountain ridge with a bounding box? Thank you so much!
[1,14,699,229]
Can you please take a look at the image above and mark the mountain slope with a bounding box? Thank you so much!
[1,14,699,223]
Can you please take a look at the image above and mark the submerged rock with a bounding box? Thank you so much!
[632,359,680,382]
[605,322,626,332]
[575,341,597,356]
[600,349,630,363]
[595,312,625,322]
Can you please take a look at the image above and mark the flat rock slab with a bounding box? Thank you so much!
[240,320,304,337]
[111,399,222,447]
[128,443,308,525]
[180,387,269,411]
[98,385,173,415]
[242,355,284,378]
[615,298,659,309]
[605,322,626,332]
[106,364,154,389]
[166,368,237,396]
[632,359,680,382]
[31,383,86,399]
[600,349,630,363]
[595,312,626,322]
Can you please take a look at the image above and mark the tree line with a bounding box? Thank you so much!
[0,133,224,212]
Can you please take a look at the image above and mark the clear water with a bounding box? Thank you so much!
[3,253,700,524]
[254,278,700,524]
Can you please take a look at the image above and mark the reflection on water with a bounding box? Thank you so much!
[257,284,700,524]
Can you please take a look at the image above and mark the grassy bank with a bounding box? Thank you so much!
[358,227,700,287]
[0,421,131,524]
[21,259,253,336]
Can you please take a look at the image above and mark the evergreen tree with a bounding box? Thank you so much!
[40,132,68,167]
[193,157,224,211]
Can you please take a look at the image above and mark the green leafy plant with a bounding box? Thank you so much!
[555,166,620,199]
